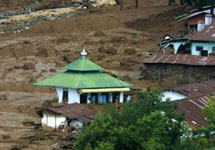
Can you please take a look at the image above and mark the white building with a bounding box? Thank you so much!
[40,103,95,129]
[35,49,132,104]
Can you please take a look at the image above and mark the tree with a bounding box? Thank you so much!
[169,0,211,7]
[194,96,215,149]
[203,96,215,124]
[74,90,192,150]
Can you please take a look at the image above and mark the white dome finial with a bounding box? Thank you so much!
[81,48,88,58]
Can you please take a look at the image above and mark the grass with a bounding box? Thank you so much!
[131,32,142,38]
[110,35,127,41]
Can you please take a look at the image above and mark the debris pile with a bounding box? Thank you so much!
[0,0,116,34]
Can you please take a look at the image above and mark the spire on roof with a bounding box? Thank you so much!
[81,48,88,58]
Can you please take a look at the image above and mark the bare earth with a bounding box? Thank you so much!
[0,0,187,149]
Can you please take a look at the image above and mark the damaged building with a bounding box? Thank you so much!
[38,103,95,129]
[161,14,215,56]
[162,80,215,129]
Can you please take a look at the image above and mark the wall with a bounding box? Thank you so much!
[172,41,187,54]
[162,91,187,101]
[191,42,215,56]
[68,89,80,104]
[42,111,66,129]
[143,63,215,81]
[69,120,83,128]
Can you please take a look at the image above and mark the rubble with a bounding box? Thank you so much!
[23,62,36,70]
[0,94,7,100]
[0,0,116,34]
[98,46,105,53]
[36,47,48,57]
[124,48,137,55]
[105,46,117,55]
[93,31,106,37]
[2,134,11,139]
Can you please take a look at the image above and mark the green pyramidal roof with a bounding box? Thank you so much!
[64,58,104,72]
[34,72,132,89]
[34,50,132,89]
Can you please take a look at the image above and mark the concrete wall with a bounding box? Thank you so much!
[70,120,83,128]
[162,91,187,101]
[56,88,80,104]
[191,42,215,56]
[172,41,187,54]
[42,112,66,129]
[143,63,215,81]
[171,41,215,56]
[68,89,80,104]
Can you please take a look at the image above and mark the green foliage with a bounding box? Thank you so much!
[169,0,211,7]
[193,0,211,7]
[203,96,215,124]
[110,35,127,41]
[74,91,215,150]
[195,96,215,150]
[74,90,188,150]
[131,32,142,38]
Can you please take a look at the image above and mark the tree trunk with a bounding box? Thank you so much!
[120,0,123,10]
[135,0,139,8]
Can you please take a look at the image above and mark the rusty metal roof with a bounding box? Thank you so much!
[144,54,215,66]
[47,103,95,122]
[186,22,215,41]
[174,95,210,129]
[172,80,215,97]
[170,80,215,129]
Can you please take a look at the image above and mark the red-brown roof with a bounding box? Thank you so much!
[170,80,215,129]
[48,103,95,122]
[174,95,210,129]
[186,22,215,41]
[172,80,215,97]
[188,14,205,25]
[144,54,215,66]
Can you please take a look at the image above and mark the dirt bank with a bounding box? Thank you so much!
[0,0,188,149]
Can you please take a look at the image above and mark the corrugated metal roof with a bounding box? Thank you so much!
[178,9,210,21]
[47,103,95,122]
[64,58,104,72]
[186,22,215,41]
[144,54,215,66]
[34,71,132,89]
[170,80,215,129]
[173,80,215,97]
[174,95,210,129]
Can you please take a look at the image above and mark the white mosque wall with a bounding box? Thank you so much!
[68,89,80,104]
[162,91,187,101]
[56,88,63,103]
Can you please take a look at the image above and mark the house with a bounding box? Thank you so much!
[176,5,215,33]
[143,53,215,81]
[178,8,214,33]
[162,80,215,129]
[39,103,95,129]
[160,14,215,57]
[34,49,132,104]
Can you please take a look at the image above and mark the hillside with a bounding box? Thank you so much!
[0,0,188,149]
